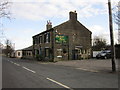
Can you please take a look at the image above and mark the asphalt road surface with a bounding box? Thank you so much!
[2,56,118,89]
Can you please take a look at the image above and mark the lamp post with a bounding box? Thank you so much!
[108,0,116,72]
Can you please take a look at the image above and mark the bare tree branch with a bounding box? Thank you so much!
[0,0,11,19]
[115,2,120,26]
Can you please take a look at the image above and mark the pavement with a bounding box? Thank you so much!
[42,59,119,73]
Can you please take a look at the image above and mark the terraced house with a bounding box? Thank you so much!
[32,11,92,61]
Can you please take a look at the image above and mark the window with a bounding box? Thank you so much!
[46,34,49,43]
[48,32,50,42]
[39,37,40,43]
[39,36,43,44]
[27,52,28,56]
[39,47,42,55]
[23,51,25,56]
[44,34,46,43]
[37,37,39,44]
[36,50,39,55]
[33,38,35,44]
[18,52,20,56]
[44,33,50,43]
[34,37,39,44]
[45,48,50,57]
[57,49,62,58]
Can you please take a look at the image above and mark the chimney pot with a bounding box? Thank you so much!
[46,20,52,30]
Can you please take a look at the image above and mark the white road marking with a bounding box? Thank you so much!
[22,66,36,73]
[10,61,14,63]
[46,77,73,90]
[9,60,20,66]
[13,63,20,66]
[76,68,99,73]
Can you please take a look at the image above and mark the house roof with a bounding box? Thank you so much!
[32,20,73,38]
[16,49,22,51]
[32,12,92,37]
[22,45,33,51]
[32,28,53,38]
[16,45,33,51]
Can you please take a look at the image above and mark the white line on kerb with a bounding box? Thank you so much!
[46,77,73,90]
[22,66,36,73]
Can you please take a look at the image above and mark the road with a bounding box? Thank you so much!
[2,56,118,89]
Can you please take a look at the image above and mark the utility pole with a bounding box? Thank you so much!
[108,0,116,72]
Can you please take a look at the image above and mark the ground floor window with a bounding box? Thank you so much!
[45,48,50,58]
[56,49,62,58]
[39,47,42,55]
[72,48,91,60]
[29,52,31,56]
[35,49,39,55]
[18,52,20,56]
[72,48,83,60]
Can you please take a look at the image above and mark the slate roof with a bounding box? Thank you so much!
[22,45,33,51]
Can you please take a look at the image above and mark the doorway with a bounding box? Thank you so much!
[72,49,81,60]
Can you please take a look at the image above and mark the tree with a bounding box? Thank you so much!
[0,0,11,19]
[92,36,107,51]
[2,39,14,57]
[114,1,120,26]
[0,0,12,50]
[113,1,120,44]
[117,1,120,44]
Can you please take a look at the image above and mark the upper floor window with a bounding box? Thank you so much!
[33,37,39,44]
[33,38,35,44]
[39,36,43,44]
[44,32,50,43]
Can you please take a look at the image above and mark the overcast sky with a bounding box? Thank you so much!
[1,0,119,50]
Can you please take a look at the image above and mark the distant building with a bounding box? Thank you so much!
[33,11,92,61]
[15,49,23,58]
[15,46,33,59]
[22,46,33,59]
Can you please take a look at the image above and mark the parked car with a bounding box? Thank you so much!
[96,50,111,59]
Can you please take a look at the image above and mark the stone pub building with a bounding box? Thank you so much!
[32,11,92,61]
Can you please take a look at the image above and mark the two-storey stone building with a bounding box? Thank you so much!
[33,11,92,61]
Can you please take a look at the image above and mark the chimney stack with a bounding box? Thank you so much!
[46,20,52,30]
[69,11,77,21]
